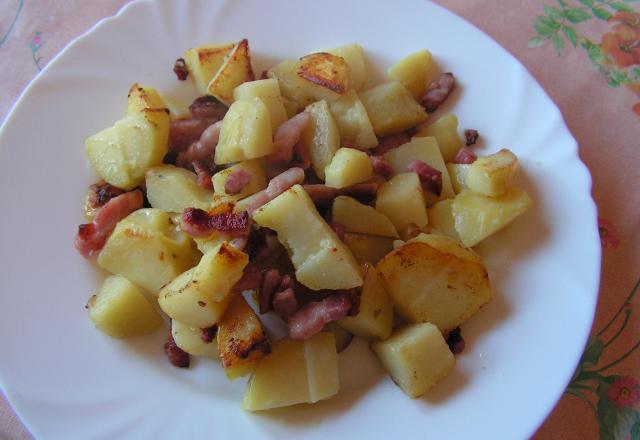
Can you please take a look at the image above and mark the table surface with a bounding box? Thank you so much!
[1,1,639,439]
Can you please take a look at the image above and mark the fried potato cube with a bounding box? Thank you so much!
[215,97,273,164]
[212,159,267,200]
[301,100,341,179]
[171,320,219,358]
[268,59,317,111]
[217,294,270,379]
[87,275,163,338]
[360,81,428,136]
[207,39,255,106]
[376,173,428,230]
[452,188,532,247]
[427,199,461,242]
[466,148,519,197]
[323,43,367,90]
[446,163,470,194]
[243,333,338,411]
[324,148,373,189]
[332,196,398,237]
[338,264,393,340]
[414,114,462,162]
[298,52,349,95]
[372,323,455,398]
[233,78,288,130]
[377,234,492,332]
[343,233,394,265]
[183,42,235,95]
[387,49,433,101]
[253,185,363,290]
[158,242,248,327]
[98,209,197,294]
[126,83,166,113]
[383,136,455,205]
[328,90,378,149]
[146,165,213,212]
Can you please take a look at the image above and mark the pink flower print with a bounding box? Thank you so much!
[598,217,620,249]
[607,376,640,408]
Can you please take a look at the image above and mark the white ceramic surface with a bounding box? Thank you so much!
[0,0,600,439]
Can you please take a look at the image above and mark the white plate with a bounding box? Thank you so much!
[0,0,600,439]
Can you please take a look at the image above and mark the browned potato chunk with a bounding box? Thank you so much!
[360,81,428,136]
[207,39,255,106]
[183,43,235,95]
[298,52,349,95]
[465,148,519,197]
[323,43,367,90]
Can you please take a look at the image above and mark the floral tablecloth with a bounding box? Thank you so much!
[1,0,638,439]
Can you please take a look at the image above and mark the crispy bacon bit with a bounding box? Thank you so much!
[176,120,223,167]
[192,160,213,190]
[173,58,188,80]
[288,291,353,339]
[369,155,394,179]
[169,118,213,153]
[181,208,251,238]
[266,113,311,165]
[373,132,411,156]
[331,222,345,241]
[224,169,252,195]
[446,327,465,354]
[453,147,478,164]
[165,333,190,368]
[200,326,218,343]
[408,160,442,196]
[421,72,455,113]
[303,183,379,207]
[189,96,227,121]
[75,190,144,257]
[88,181,125,209]
[464,129,479,146]
[260,70,269,80]
[245,167,305,214]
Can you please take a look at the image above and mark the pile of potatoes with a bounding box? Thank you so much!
[82,39,531,410]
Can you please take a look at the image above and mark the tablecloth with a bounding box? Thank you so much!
[0,0,638,439]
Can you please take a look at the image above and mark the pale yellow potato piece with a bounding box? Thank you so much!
[466,148,519,197]
[84,126,130,189]
[372,323,455,398]
[217,294,270,379]
[323,322,353,353]
[414,114,462,162]
[253,185,363,290]
[376,173,428,230]
[87,275,163,339]
[171,320,219,358]
[280,96,298,118]
[323,43,367,90]
[332,196,398,237]
[328,90,378,149]
[384,136,456,205]
[207,39,255,106]
[183,42,235,95]
[406,232,482,264]
[212,159,267,200]
[338,264,393,340]
[233,78,288,130]
[301,100,340,179]
[298,52,349,95]
[193,234,227,255]
[387,49,433,100]
[243,333,338,411]
[268,59,317,111]
[360,81,428,136]
[343,233,394,265]
[427,199,461,242]
[126,83,166,114]
[324,148,373,189]
[377,235,492,332]
[98,209,196,294]
[452,188,532,247]
[146,165,213,212]
[446,163,470,194]
[215,97,273,164]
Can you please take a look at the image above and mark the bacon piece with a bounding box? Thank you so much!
[303,183,379,207]
[189,96,227,121]
[176,121,223,167]
[259,269,281,314]
[273,287,298,320]
[233,263,263,293]
[446,327,465,354]
[266,113,311,165]
[181,208,251,238]
[369,155,394,179]
[87,180,125,209]
[75,190,143,257]
[453,147,477,164]
[291,140,311,169]
[331,222,345,241]
[373,132,411,156]
[421,72,455,113]
[288,291,353,339]
[200,326,218,343]
[245,167,305,214]
[192,160,213,190]
[165,333,190,368]
[408,159,442,196]
[169,118,213,153]
[260,70,269,80]
[464,129,479,146]
[173,58,188,80]
[224,169,252,195]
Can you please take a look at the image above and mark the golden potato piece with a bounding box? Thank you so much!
[301,100,341,179]
[323,43,367,90]
[360,81,428,136]
[387,49,433,101]
[126,83,166,114]
[207,39,255,106]
[328,90,378,150]
[332,196,398,238]
[324,148,373,189]
[465,148,519,197]
[376,172,428,231]
[183,42,235,95]
[414,114,463,163]
[298,52,349,95]
[171,320,219,358]
[343,233,394,266]
[146,165,213,212]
